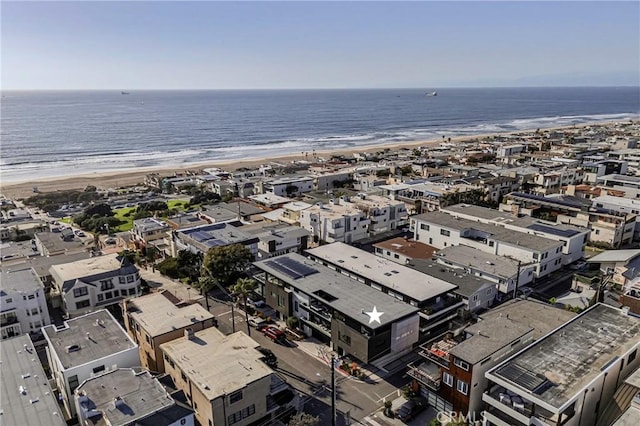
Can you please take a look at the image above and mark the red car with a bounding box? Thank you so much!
[262,326,285,342]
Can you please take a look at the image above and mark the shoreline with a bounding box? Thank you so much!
[0,119,633,200]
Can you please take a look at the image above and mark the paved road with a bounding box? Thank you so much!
[201,294,410,424]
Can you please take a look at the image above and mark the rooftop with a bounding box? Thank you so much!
[133,217,169,232]
[479,299,577,340]
[588,249,640,264]
[449,316,533,364]
[166,213,209,230]
[489,304,640,410]
[306,243,456,302]
[42,310,137,369]
[49,254,138,292]
[160,328,271,401]
[407,259,495,299]
[413,211,563,252]
[177,223,257,250]
[373,237,437,260]
[283,201,313,212]
[0,251,91,278]
[0,268,44,295]
[125,293,214,337]
[254,253,419,328]
[0,334,66,426]
[249,193,292,206]
[35,231,86,253]
[434,245,520,279]
[75,369,190,426]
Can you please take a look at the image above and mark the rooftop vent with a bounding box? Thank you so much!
[185,328,194,340]
[65,345,81,353]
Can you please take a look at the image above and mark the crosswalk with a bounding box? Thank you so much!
[362,415,384,426]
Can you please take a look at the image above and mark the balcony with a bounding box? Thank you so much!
[0,315,19,327]
[417,336,462,368]
[407,361,441,391]
[419,295,465,320]
[483,385,533,425]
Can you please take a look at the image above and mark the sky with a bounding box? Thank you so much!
[2,1,639,89]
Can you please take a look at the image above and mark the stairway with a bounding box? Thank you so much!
[597,383,639,426]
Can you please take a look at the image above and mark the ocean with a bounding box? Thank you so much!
[1,87,639,183]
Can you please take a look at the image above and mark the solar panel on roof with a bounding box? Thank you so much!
[265,257,318,280]
[496,363,552,394]
[528,224,579,238]
[205,239,225,247]
[190,231,212,242]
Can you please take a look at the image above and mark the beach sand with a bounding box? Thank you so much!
[0,121,619,200]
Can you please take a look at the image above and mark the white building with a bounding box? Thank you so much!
[131,217,170,245]
[49,254,141,317]
[592,195,640,242]
[0,268,51,340]
[299,200,370,243]
[74,368,194,426]
[342,193,409,233]
[262,176,314,197]
[42,310,140,417]
[483,304,640,426]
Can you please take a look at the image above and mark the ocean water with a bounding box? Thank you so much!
[1,87,639,183]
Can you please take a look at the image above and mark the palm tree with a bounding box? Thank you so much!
[231,278,258,336]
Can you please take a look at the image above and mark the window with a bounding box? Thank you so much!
[97,294,104,302]
[119,277,126,284]
[31,308,38,315]
[428,238,433,244]
[28,294,35,300]
[456,380,469,395]
[443,372,454,387]
[629,349,637,363]
[339,333,351,345]
[241,404,256,418]
[73,287,88,297]
[472,295,479,302]
[100,279,114,291]
[68,375,80,392]
[93,365,105,374]
[127,275,135,283]
[440,229,451,236]
[489,241,494,247]
[454,358,470,371]
[105,291,113,300]
[129,288,137,295]
[420,224,430,231]
[76,300,90,309]
[5,298,12,303]
[229,390,243,404]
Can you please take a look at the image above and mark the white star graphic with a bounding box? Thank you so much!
[365,306,384,325]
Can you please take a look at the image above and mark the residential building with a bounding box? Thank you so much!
[483,304,640,426]
[530,169,584,195]
[299,200,370,244]
[74,368,194,426]
[166,212,209,230]
[586,249,640,289]
[379,180,482,214]
[253,253,420,364]
[123,292,216,374]
[496,144,526,159]
[34,231,87,256]
[597,174,640,190]
[42,310,140,417]
[441,203,589,265]
[278,201,312,225]
[248,193,292,209]
[407,316,533,417]
[501,192,636,249]
[592,195,640,241]
[582,160,628,184]
[131,217,170,246]
[240,222,311,259]
[342,193,409,233]
[373,237,438,264]
[0,268,51,340]
[161,327,296,426]
[1,334,67,426]
[49,254,141,317]
[477,176,520,204]
[411,211,564,281]
[433,245,532,295]
[620,278,640,316]
[172,223,259,258]
[262,175,314,197]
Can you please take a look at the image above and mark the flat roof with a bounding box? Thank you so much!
[249,193,292,205]
[35,231,86,253]
[76,369,186,426]
[434,245,520,279]
[0,251,91,277]
[0,335,67,426]
[0,268,44,295]
[450,317,533,364]
[413,211,563,252]
[479,299,577,340]
[407,259,495,299]
[166,213,209,229]
[283,201,313,212]
[373,237,437,260]
[588,249,640,264]
[160,328,271,401]
[178,223,256,249]
[133,217,169,232]
[254,253,419,327]
[489,304,640,410]
[42,310,137,369]
[306,243,456,302]
[126,293,214,337]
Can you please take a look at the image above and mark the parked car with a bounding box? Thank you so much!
[395,396,427,422]
[257,347,278,368]
[262,326,286,342]
[248,316,268,329]
[74,230,86,237]
[247,297,266,308]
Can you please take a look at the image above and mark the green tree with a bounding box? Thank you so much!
[231,278,258,336]
[287,413,320,426]
[201,244,253,288]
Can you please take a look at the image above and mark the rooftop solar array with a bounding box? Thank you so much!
[265,257,318,280]
[495,363,553,395]
[205,239,225,247]
[190,230,213,242]
[527,224,579,238]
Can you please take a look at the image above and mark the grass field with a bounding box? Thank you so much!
[112,199,192,232]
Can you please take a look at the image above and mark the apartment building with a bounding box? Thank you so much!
[483,304,640,426]
[592,195,640,242]
[172,223,259,258]
[131,217,170,246]
[123,292,216,374]
[442,203,589,265]
[161,328,296,426]
[74,368,194,426]
[501,192,636,249]
[0,268,51,340]
[299,200,370,243]
[582,160,628,184]
[407,316,533,416]
[597,174,640,191]
[373,237,438,264]
[241,222,311,259]
[42,310,140,417]
[586,249,640,289]
[49,254,141,317]
[530,169,584,195]
[411,211,564,281]
[2,334,67,426]
[262,175,314,197]
[342,193,409,233]
[379,180,482,214]
[253,253,420,364]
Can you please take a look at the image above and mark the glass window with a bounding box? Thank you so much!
[454,358,470,371]
[76,300,90,309]
[229,390,243,404]
[119,277,126,284]
[100,279,114,291]
[73,287,88,297]
[440,229,450,236]
[443,372,454,387]
[456,380,469,395]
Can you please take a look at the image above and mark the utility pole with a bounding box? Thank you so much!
[331,354,337,426]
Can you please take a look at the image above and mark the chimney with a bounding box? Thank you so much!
[185,328,194,340]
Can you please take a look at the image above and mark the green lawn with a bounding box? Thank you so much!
[112,199,192,232]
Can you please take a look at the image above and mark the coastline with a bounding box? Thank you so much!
[0,120,630,200]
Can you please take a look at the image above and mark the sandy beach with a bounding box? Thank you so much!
[0,120,625,200]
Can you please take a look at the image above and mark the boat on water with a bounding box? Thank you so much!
[426,91,437,97]
[121,91,130,95]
